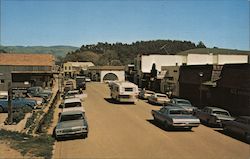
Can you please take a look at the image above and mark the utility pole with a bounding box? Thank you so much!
[7,82,13,124]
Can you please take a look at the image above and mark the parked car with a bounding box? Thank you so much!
[85,77,91,82]
[27,86,52,102]
[0,91,37,113]
[222,116,250,143]
[148,93,170,105]
[195,107,235,126]
[63,90,87,101]
[138,90,155,100]
[76,76,86,90]
[169,98,197,113]
[152,106,200,130]
[60,98,85,113]
[64,81,74,92]
[54,110,88,140]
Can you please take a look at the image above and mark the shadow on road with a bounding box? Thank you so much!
[215,129,249,145]
[104,98,135,105]
[146,119,194,132]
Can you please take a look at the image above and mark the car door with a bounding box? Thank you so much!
[232,118,247,135]
[157,107,167,122]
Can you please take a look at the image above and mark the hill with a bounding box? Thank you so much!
[64,40,202,65]
[0,45,78,57]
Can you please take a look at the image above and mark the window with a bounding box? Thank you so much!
[64,66,67,70]
[0,79,4,84]
[125,88,133,92]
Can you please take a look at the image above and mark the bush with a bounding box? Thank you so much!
[0,129,55,159]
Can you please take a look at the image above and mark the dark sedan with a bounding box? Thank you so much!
[222,116,250,143]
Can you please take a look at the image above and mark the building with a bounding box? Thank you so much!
[88,66,125,83]
[134,48,249,91]
[63,62,94,78]
[0,53,56,91]
[178,64,250,116]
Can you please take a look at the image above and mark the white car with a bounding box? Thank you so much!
[139,90,155,99]
[148,93,170,105]
[61,98,85,113]
[63,90,87,101]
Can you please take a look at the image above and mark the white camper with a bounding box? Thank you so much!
[110,81,139,103]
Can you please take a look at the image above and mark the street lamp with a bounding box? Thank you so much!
[199,72,204,107]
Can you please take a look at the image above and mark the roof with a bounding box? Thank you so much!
[64,98,81,104]
[65,61,94,67]
[177,48,250,55]
[114,81,138,87]
[89,66,125,71]
[0,53,54,66]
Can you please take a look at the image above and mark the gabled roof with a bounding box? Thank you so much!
[0,53,54,66]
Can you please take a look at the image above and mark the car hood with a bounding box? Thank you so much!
[57,120,85,129]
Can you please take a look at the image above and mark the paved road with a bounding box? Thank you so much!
[54,82,250,159]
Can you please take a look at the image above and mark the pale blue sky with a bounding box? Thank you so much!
[0,0,249,50]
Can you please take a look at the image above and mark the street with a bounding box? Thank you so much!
[54,82,250,159]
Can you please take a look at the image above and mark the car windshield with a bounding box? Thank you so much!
[146,91,154,95]
[68,92,78,95]
[169,109,191,115]
[0,95,8,99]
[64,102,81,108]
[212,111,230,116]
[60,114,83,122]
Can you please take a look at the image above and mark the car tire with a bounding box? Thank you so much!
[164,121,171,130]
[0,106,4,113]
[245,133,250,143]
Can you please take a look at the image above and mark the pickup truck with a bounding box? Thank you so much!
[27,86,52,102]
[54,110,88,140]
[0,92,37,113]
[152,106,200,130]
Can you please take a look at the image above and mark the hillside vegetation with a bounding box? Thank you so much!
[0,45,78,57]
[64,40,206,65]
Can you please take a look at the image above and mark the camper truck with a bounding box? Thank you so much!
[110,81,139,103]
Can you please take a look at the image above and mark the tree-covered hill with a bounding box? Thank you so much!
[64,40,204,65]
[0,45,78,57]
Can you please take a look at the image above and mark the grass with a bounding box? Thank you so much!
[0,129,55,159]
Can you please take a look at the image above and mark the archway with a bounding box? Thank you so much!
[103,73,118,81]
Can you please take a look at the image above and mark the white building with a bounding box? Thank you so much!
[135,51,249,88]
[63,62,94,77]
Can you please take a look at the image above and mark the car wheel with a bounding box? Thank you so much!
[164,121,171,130]
[245,133,250,143]
[0,106,4,113]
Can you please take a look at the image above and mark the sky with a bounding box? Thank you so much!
[0,0,249,50]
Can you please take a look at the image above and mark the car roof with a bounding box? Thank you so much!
[64,98,81,103]
[172,98,190,102]
[163,106,185,110]
[67,90,79,93]
[239,116,250,120]
[61,110,83,116]
[155,93,167,96]
[145,90,154,93]
[205,107,229,112]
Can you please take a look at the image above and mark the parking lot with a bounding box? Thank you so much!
[54,82,250,159]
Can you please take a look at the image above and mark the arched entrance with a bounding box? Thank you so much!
[103,73,118,81]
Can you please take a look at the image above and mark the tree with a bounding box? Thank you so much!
[150,63,157,78]
[197,41,206,48]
